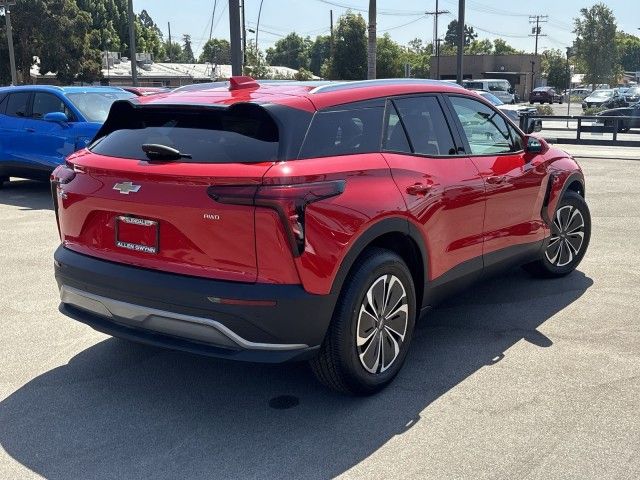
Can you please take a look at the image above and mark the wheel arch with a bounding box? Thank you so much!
[329,217,429,312]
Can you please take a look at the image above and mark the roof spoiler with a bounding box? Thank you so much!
[229,76,259,91]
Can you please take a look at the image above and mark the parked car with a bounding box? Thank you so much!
[529,87,563,104]
[563,88,591,99]
[52,77,591,395]
[0,86,135,185]
[596,102,640,132]
[582,89,625,110]
[622,86,640,104]
[120,86,171,96]
[473,90,540,132]
[463,79,516,103]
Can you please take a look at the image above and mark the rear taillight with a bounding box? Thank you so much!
[50,164,76,239]
[208,180,345,256]
[51,164,76,185]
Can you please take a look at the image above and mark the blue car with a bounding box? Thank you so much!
[0,85,135,185]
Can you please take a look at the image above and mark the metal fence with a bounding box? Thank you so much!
[520,114,639,147]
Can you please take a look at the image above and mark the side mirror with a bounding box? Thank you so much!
[43,111,68,123]
[525,135,543,154]
[508,87,514,94]
[524,118,543,134]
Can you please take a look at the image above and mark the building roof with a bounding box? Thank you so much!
[31,61,314,82]
[0,85,127,94]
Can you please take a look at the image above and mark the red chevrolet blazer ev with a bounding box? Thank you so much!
[52,77,591,395]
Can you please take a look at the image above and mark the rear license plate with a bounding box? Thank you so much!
[115,216,159,254]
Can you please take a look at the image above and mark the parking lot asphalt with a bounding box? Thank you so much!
[1,156,639,480]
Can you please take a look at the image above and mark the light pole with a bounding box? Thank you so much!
[255,0,264,68]
[127,0,138,86]
[1,0,18,85]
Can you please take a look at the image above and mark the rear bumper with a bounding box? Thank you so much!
[54,246,336,363]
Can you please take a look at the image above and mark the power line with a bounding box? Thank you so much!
[314,0,424,16]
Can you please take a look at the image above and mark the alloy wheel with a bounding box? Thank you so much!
[545,205,586,267]
[356,275,408,374]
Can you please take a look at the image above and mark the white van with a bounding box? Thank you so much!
[463,79,516,104]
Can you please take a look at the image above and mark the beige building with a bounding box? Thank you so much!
[430,54,543,99]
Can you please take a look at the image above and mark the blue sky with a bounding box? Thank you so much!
[134,0,640,57]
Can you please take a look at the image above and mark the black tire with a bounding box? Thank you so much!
[523,191,591,278]
[529,101,534,105]
[559,98,564,104]
[310,248,417,395]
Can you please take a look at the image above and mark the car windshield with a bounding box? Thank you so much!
[590,90,613,99]
[533,87,548,92]
[479,92,504,106]
[66,91,136,122]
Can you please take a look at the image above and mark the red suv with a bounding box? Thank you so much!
[52,77,590,395]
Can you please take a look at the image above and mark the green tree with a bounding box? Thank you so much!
[244,40,269,78]
[542,49,570,90]
[39,0,102,83]
[199,38,231,64]
[616,31,640,72]
[182,34,195,63]
[403,38,431,78]
[573,3,620,87]
[265,32,311,70]
[376,33,404,78]
[164,40,183,62]
[309,35,330,76]
[493,38,520,55]
[466,39,492,55]
[444,20,477,47]
[330,11,367,80]
[135,10,164,59]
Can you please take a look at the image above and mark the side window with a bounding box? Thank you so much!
[507,123,524,151]
[299,106,383,158]
[5,92,30,118]
[394,96,457,156]
[449,96,518,155]
[382,102,411,153]
[0,94,8,114]
[32,93,71,120]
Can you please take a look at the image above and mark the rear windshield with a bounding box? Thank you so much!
[90,104,279,163]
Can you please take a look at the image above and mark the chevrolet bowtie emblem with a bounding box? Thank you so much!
[113,182,141,194]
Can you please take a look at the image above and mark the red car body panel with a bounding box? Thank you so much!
[55,80,584,302]
[382,152,485,280]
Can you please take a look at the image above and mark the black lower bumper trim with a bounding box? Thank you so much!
[60,303,319,363]
[54,246,337,359]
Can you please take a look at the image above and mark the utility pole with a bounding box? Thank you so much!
[1,1,17,85]
[168,22,172,62]
[456,0,465,85]
[255,0,264,68]
[425,0,449,80]
[241,0,247,71]
[209,0,217,42]
[367,0,376,80]
[529,15,547,91]
[229,0,242,76]
[127,0,138,86]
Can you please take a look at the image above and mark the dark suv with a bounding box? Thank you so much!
[52,77,591,395]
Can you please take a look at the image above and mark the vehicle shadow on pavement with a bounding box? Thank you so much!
[0,269,593,480]
[0,180,53,211]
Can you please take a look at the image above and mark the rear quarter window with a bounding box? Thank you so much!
[91,103,280,164]
[299,106,383,158]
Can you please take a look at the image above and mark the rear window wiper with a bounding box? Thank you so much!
[141,143,192,161]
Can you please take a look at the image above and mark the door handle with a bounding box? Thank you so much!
[25,128,36,133]
[486,175,507,185]
[406,183,433,195]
